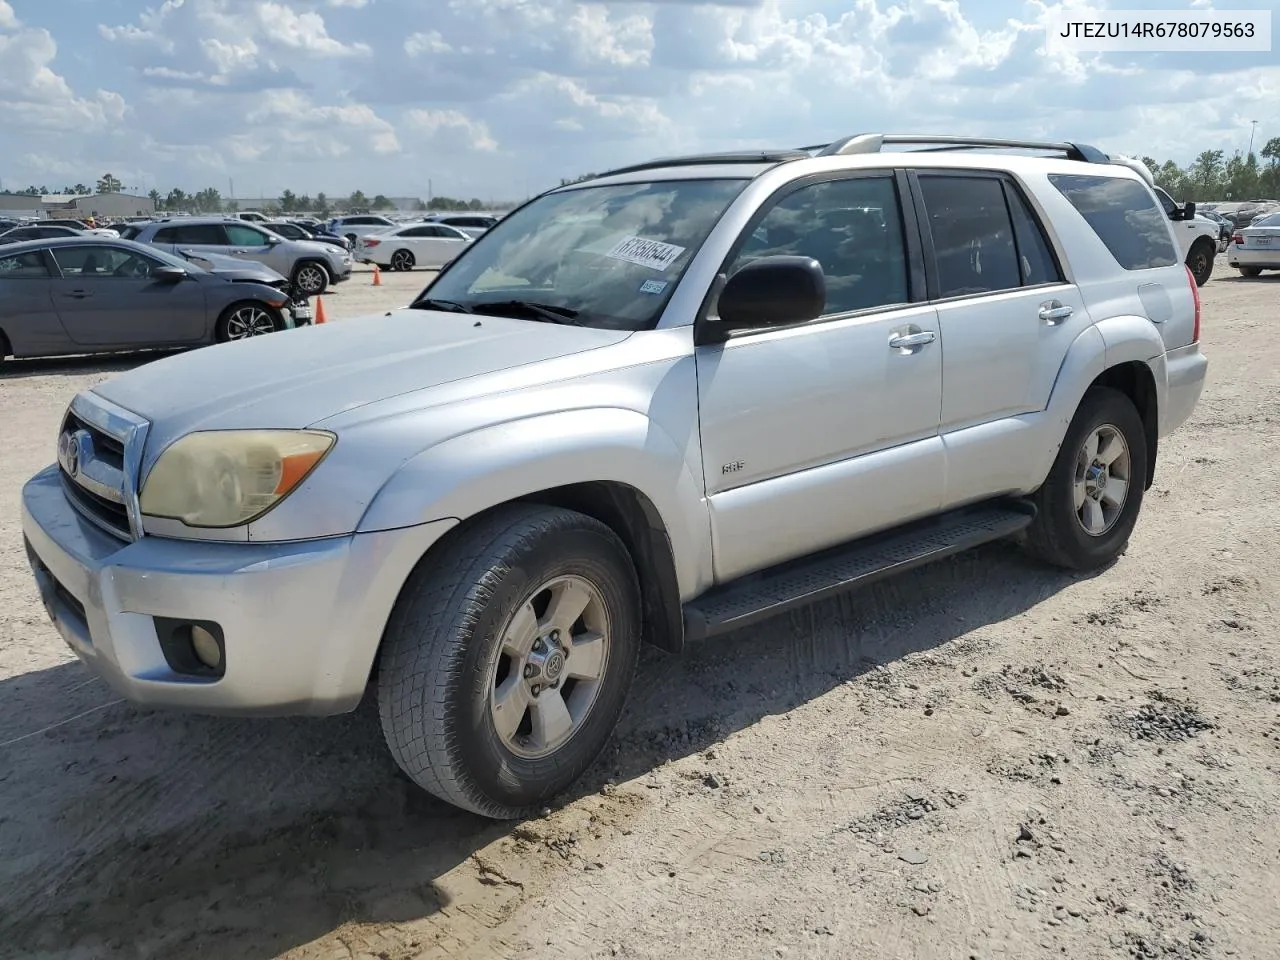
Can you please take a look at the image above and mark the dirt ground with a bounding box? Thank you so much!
[1,259,1278,960]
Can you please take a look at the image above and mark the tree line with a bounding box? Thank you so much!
[8,175,514,215]
[1137,137,1280,202]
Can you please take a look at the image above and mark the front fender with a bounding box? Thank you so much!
[355,407,712,599]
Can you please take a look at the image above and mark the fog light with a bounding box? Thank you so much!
[190,624,222,669]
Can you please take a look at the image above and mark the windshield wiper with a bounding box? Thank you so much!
[470,300,585,325]
[411,297,475,314]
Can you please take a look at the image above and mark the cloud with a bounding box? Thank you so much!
[2,0,1275,201]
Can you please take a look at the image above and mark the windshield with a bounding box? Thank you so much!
[415,178,749,330]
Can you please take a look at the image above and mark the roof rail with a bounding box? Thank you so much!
[803,134,1111,164]
[584,149,813,181]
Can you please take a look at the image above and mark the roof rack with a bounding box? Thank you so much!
[584,149,813,181]
[800,134,1110,164]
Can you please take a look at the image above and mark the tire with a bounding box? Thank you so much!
[1239,266,1263,278]
[1023,386,1148,571]
[1186,240,1215,286]
[291,261,329,297]
[215,301,282,343]
[0,329,10,361]
[390,249,415,272]
[377,504,642,819]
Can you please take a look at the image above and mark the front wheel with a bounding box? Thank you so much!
[377,504,642,819]
[1023,386,1148,571]
[292,262,329,297]
[1186,241,1215,286]
[216,302,281,342]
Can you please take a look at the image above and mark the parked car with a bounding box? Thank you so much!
[1198,210,1234,243]
[127,217,352,297]
[1143,182,1222,285]
[355,221,473,270]
[262,220,350,254]
[171,248,313,325]
[234,211,269,222]
[425,214,499,238]
[1227,212,1280,277]
[20,133,1207,820]
[0,224,84,245]
[326,214,398,246]
[0,236,300,362]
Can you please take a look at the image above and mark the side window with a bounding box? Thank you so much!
[1048,174,1178,271]
[917,175,1021,298]
[173,224,228,245]
[50,245,159,278]
[153,227,179,243]
[0,250,51,278]
[728,175,910,316]
[1005,184,1064,287]
[225,223,268,245]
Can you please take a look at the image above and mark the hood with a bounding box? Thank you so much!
[181,250,287,284]
[90,309,632,459]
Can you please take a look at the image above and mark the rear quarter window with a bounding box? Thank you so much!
[1048,174,1178,270]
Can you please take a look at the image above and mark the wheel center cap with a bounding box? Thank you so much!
[543,650,565,681]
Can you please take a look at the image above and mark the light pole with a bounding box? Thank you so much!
[1248,120,1259,157]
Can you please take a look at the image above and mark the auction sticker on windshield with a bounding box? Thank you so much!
[606,236,686,271]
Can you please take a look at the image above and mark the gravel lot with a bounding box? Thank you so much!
[1,259,1277,960]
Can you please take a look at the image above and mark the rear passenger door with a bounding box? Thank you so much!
[153,223,229,259]
[909,171,1092,507]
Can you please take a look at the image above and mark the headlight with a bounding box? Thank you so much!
[139,429,335,528]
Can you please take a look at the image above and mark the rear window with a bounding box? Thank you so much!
[1048,174,1178,270]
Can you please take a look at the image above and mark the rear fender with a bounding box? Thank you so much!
[355,408,713,599]
[1030,315,1163,485]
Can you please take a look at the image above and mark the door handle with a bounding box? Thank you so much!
[888,330,936,350]
[64,290,91,299]
[1038,300,1073,324]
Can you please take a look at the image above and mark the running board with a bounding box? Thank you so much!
[682,499,1036,642]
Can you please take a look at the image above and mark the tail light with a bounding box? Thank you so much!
[1230,233,1243,245]
[364,238,380,247]
[1184,264,1200,343]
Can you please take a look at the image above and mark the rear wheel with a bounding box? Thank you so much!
[1023,386,1148,571]
[1186,240,1215,286]
[1238,266,1263,278]
[377,504,642,819]
[291,261,329,297]
[0,329,10,361]
[391,249,415,272]
[216,302,282,342]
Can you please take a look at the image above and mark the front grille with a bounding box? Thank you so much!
[59,471,131,540]
[56,394,149,543]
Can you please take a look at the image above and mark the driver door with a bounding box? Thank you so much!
[696,172,946,583]
[224,222,286,273]
[48,245,207,346]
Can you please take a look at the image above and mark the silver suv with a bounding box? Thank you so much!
[21,134,1207,820]
[122,217,352,296]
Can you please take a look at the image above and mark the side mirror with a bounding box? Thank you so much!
[1182,201,1196,221]
[267,235,282,245]
[714,255,826,329]
[152,266,187,283]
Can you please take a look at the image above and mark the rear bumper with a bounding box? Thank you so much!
[21,464,457,717]
[1227,245,1279,268]
[1161,342,1208,437]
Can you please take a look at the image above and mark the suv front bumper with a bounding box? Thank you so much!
[21,464,456,717]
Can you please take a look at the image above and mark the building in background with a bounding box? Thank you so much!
[46,192,156,219]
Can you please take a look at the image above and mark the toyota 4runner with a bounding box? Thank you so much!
[22,134,1208,819]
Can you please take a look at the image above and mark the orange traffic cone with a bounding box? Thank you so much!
[314,297,327,324]
[372,264,382,286]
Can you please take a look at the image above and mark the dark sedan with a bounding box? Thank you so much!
[271,220,352,252]
[0,236,301,363]
[0,224,84,245]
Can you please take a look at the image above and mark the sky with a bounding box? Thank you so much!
[1,0,1277,202]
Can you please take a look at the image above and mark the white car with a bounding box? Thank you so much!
[355,222,474,271]
[1227,212,1280,277]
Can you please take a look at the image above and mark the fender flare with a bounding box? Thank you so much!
[355,407,712,600]
[1031,315,1164,485]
